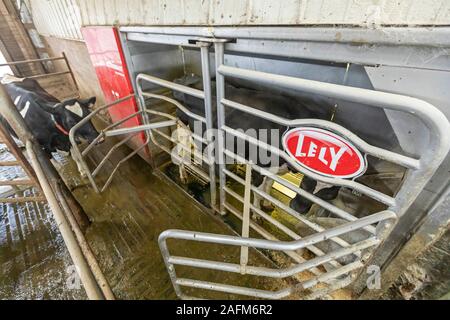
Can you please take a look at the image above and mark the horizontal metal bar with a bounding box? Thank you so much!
[159,210,395,252]
[84,112,143,157]
[0,196,46,203]
[224,170,364,248]
[142,92,207,124]
[0,56,64,67]
[222,98,420,170]
[169,237,378,279]
[126,32,202,48]
[223,202,320,274]
[144,108,207,144]
[92,134,137,177]
[27,71,71,80]
[223,126,396,207]
[223,158,376,234]
[176,278,291,299]
[223,185,342,269]
[176,259,363,299]
[302,261,363,290]
[104,120,177,137]
[0,180,35,186]
[120,26,450,47]
[218,65,450,167]
[137,74,205,99]
[0,161,20,166]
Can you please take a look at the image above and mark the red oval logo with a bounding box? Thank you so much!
[282,127,366,179]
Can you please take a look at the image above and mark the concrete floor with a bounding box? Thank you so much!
[55,142,288,300]
[0,143,85,299]
[0,137,288,299]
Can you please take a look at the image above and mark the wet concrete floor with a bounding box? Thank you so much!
[59,143,292,299]
[1,138,289,299]
[0,143,85,299]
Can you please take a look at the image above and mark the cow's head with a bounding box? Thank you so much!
[41,97,100,145]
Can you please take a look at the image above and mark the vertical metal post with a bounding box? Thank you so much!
[240,163,252,274]
[136,84,156,169]
[214,41,227,215]
[158,238,184,299]
[0,84,104,299]
[118,30,155,168]
[199,43,217,210]
[62,51,80,96]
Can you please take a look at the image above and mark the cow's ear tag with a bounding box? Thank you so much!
[65,103,83,117]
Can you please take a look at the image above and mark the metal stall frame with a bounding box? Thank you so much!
[73,27,450,299]
[0,54,80,96]
[160,39,449,300]
[0,84,114,300]
[70,41,218,209]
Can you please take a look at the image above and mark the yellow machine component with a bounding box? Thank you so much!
[235,164,303,199]
[272,172,304,199]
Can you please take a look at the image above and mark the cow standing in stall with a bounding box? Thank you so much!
[1,74,100,158]
[172,75,340,215]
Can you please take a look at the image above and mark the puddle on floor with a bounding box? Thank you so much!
[0,143,86,300]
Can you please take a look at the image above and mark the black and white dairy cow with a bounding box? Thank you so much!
[1,74,99,157]
[173,75,340,214]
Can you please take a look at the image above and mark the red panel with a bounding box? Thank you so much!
[81,26,146,146]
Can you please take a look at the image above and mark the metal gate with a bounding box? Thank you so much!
[158,41,450,299]
[70,38,450,299]
[69,43,217,202]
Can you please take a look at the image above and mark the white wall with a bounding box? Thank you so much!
[27,0,450,41]
[26,0,83,40]
[0,51,12,77]
[76,0,450,27]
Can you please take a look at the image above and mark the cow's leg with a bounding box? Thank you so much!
[289,177,341,215]
[260,163,290,211]
[315,185,341,201]
[176,125,194,184]
[289,176,317,214]
[253,175,269,211]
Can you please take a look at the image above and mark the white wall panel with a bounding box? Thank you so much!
[27,0,450,41]
[27,0,83,40]
[75,0,450,26]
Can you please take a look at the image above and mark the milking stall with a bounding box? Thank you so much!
[0,0,449,303]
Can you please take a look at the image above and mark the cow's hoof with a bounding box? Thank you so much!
[289,197,313,215]
[251,213,263,224]
[261,202,275,212]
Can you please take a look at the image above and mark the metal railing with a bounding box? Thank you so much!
[71,42,218,207]
[0,84,113,300]
[70,94,152,193]
[135,42,217,209]
[157,40,450,299]
[160,211,395,299]
[68,38,450,299]
[0,54,79,97]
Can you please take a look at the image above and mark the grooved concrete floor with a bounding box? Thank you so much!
[0,138,286,299]
[55,143,286,300]
[0,143,85,299]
